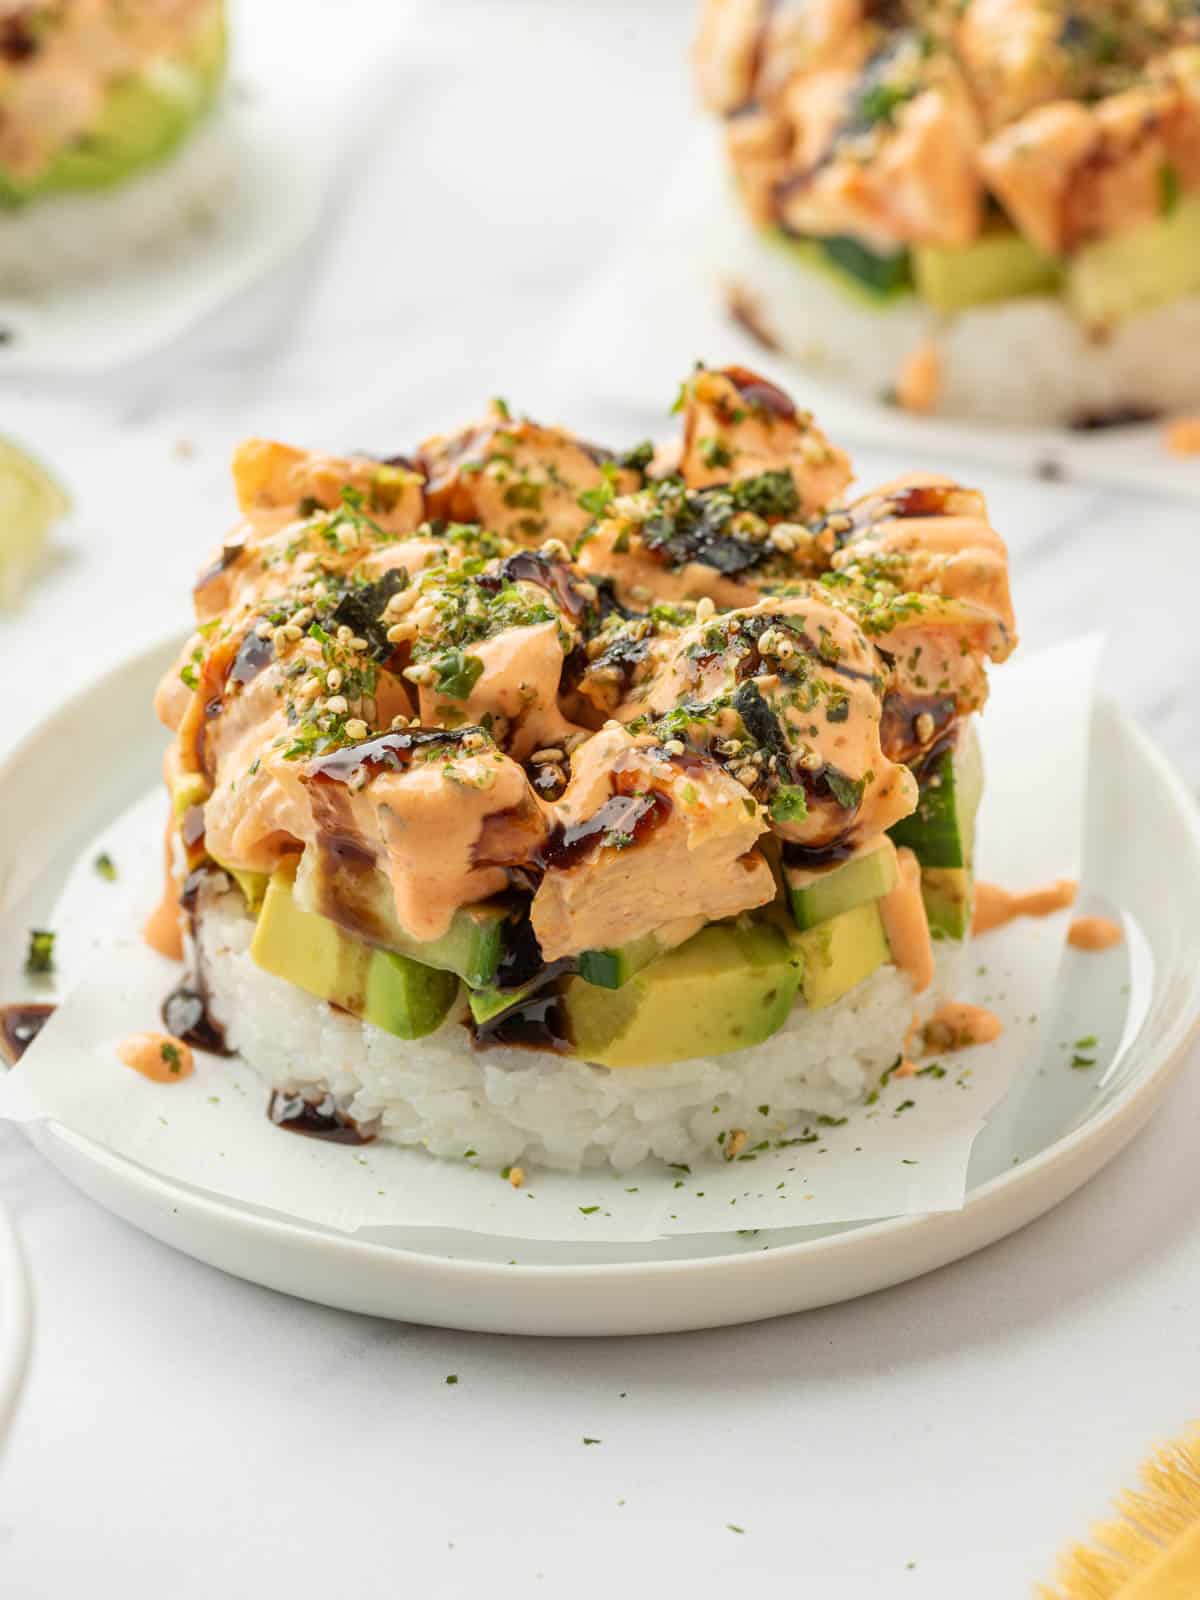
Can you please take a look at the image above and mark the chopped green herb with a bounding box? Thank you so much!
[160,1041,183,1074]
[579,1205,600,1215]
[1070,1054,1096,1070]
[25,928,55,975]
[93,852,118,882]
[433,649,485,701]
[445,1374,459,1385]
[769,785,809,824]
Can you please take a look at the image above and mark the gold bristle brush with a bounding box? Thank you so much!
[1041,1424,1200,1599]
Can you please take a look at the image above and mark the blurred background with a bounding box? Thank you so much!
[1,0,1197,793]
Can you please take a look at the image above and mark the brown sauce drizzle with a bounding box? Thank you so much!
[227,628,275,689]
[881,693,958,766]
[721,364,796,420]
[886,484,957,519]
[0,1002,55,1065]
[484,550,589,620]
[161,984,232,1056]
[194,540,246,594]
[306,726,473,786]
[268,1090,374,1144]
[536,789,672,873]
[1069,405,1160,432]
[471,989,571,1054]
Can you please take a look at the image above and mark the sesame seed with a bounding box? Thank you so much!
[326,668,343,692]
[291,607,313,628]
[663,738,686,756]
[769,529,795,554]
[325,695,349,716]
[384,589,416,618]
[386,622,416,644]
[336,625,353,643]
[281,624,303,642]
[531,748,564,764]
[349,636,368,652]
[695,596,715,623]
[255,620,273,640]
[539,538,570,561]
[914,712,935,743]
[344,718,369,741]
[403,664,436,685]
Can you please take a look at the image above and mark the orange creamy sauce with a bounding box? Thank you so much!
[922,1001,1004,1053]
[1067,915,1123,951]
[117,1031,194,1083]
[972,878,1077,935]
[880,847,934,994]
[143,816,184,961]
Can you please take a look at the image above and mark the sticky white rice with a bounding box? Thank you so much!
[722,203,1200,427]
[195,885,966,1175]
[0,98,237,295]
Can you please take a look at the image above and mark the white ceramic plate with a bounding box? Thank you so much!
[3,637,1199,1336]
[0,1200,31,1444]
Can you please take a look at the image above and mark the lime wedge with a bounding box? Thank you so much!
[0,438,69,607]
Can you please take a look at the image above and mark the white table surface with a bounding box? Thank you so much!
[2,2,1200,1594]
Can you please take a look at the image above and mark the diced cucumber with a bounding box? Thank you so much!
[786,900,891,1011]
[577,916,706,990]
[913,229,1061,311]
[921,867,972,941]
[819,235,913,297]
[763,227,913,305]
[889,724,983,871]
[1067,194,1200,327]
[785,837,898,931]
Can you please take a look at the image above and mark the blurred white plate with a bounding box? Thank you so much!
[0,18,376,375]
[0,1199,31,1444]
[2,637,1198,1335]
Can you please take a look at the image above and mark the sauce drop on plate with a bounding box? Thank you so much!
[1067,915,1123,951]
[117,1031,194,1083]
[922,1002,1003,1053]
[972,879,1077,936]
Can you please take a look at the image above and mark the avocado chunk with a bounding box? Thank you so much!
[921,867,972,941]
[786,838,898,931]
[251,862,457,1041]
[1067,194,1200,327]
[787,900,892,1011]
[913,229,1061,311]
[364,949,460,1041]
[563,921,801,1068]
[0,9,227,205]
[889,724,983,871]
[293,846,507,988]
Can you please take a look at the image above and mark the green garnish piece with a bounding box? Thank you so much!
[160,1041,183,1074]
[432,648,484,700]
[93,852,118,882]
[769,785,808,824]
[25,928,55,974]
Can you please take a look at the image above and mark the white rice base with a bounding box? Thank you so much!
[723,203,1200,426]
[196,887,966,1175]
[0,97,237,294]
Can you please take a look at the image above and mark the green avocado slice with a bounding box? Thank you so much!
[250,863,458,1041]
[562,921,801,1068]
